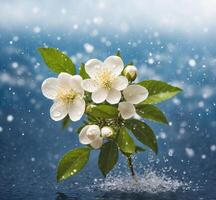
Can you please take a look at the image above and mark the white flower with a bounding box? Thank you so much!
[82,56,128,104]
[118,85,149,119]
[123,65,137,81]
[101,126,114,138]
[79,125,103,149]
[41,72,85,122]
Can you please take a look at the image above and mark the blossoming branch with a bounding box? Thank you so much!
[38,48,182,182]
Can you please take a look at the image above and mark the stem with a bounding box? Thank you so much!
[127,156,135,177]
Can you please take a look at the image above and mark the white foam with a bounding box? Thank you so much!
[90,170,189,193]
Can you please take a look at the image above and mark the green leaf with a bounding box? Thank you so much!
[135,146,146,153]
[79,63,89,79]
[87,105,118,119]
[38,47,76,75]
[121,145,145,157]
[98,141,118,176]
[136,104,168,124]
[138,80,182,104]
[117,128,135,154]
[115,50,122,58]
[56,147,90,182]
[62,115,72,130]
[126,119,158,154]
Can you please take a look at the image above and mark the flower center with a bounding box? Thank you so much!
[58,90,77,104]
[87,130,98,140]
[97,69,115,89]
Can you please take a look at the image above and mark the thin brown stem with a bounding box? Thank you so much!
[127,156,135,176]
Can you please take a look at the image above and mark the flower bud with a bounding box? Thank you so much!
[86,104,96,114]
[79,125,103,149]
[123,65,137,81]
[86,125,100,141]
[101,126,114,138]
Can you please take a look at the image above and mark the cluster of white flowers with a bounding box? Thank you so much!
[42,56,148,149]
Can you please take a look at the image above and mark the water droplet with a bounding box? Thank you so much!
[168,149,174,157]
[31,157,36,162]
[7,115,14,122]
[185,147,195,158]
[188,59,196,67]
[88,169,189,193]
[210,145,216,152]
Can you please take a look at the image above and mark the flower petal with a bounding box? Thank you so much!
[85,59,103,78]
[106,88,121,104]
[71,75,84,96]
[118,102,136,119]
[86,125,100,141]
[104,56,124,76]
[50,100,67,121]
[68,98,85,121]
[92,88,108,103]
[90,137,103,149]
[72,75,83,84]
[58,73,84,96]
[79,125,92,144]
[82,79,99,92]
[112,76,128,91]
[123,85,149,104]
[41,77,59,99]
[58,72,74,90]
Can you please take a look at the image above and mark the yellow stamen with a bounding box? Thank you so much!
[58,90,77,104]
[96,69,115,89]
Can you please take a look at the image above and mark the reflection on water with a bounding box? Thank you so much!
[97,191,179,200]
[56,191,180,200]
[56,192,79,200]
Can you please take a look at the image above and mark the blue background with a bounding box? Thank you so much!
[0,1,216,199]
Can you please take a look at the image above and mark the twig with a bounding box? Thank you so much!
[127,155,135,176]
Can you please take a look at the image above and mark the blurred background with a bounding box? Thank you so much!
[0,0,216,199]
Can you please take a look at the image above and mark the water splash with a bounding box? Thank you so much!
[90,170,190,193]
